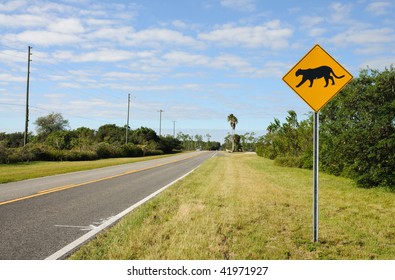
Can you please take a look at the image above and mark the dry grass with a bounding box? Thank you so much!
[69,153,395,260]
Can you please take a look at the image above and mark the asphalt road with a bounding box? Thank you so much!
[0,151,215,260]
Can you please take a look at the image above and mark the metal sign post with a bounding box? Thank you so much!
[313,112,319,242]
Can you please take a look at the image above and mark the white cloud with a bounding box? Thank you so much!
[298,16,326,36]
[211,54,252,71]
[29,2,74,15]
[220,0,255,12]
[172,20,188,29]
[329,27,394,46]
[299,16,324,27]
[163,51,209,66]
[355,45,387,55]
[0,0,27,12]
[199,20,292,48]
[53,49,139,63]
[330,2,353,22]
[0,73,25,83]
[2,30,82,47]
[0,50,26,63]
[48,18,85,34]
[161,51,256,75]
[89,27,134,44]
[102,72,161,81]
[0,13,49,28]
[309,28,326,37]
[361,56,395,70]
[366,1,393,16]
[127,28,200,48]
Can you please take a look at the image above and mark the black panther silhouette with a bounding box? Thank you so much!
[295,65,344,88]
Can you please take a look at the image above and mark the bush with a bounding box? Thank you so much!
[255,143,264,157]
[121,144,144,157]
[274,156,304,168]
[95,143,122,159]
[320,67,395,188]
[0,141,9,163]
[63,150,98,161]
[23,143,52,161]
[144,149,164,156]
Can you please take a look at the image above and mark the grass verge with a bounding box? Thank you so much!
[0,154,174,184]
[69,153,395,260]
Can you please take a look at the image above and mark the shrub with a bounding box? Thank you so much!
[274,156,304,168]
[64,150,98,161]
[95,143,122,159]
[121,144,144,157]
[144,150,164,156]
[23,143,52,161]
[0,141,9,163]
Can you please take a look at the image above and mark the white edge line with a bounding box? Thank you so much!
[45,164,202,260]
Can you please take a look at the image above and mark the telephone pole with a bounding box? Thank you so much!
[125,93,131,144]
[158,109,164,136]
[172,121,176,138]
[24,46,32,146]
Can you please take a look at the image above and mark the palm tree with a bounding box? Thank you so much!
[227,114,238,152]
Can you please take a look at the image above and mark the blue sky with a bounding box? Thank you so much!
[0,0,394,142]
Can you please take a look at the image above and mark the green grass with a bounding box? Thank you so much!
[0,154,173,184]
[69,153,395,260]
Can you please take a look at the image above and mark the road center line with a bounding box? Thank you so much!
[45,162,203,260]
[0,152,204,206]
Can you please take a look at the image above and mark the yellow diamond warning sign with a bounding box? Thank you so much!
[282,44,353,112]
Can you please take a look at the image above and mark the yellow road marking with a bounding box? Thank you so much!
[0,152,205,206]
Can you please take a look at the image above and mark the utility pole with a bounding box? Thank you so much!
[24,46,32,146]
[172,121,176,138]
[125,93,131,144]
[158,109,164,136]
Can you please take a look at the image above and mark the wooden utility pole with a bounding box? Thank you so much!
[24,46,32,146]
[125,93,131,144]
[172,121,176,138]
[158,109,164,136]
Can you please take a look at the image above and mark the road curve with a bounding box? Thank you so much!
[0,151,215,260]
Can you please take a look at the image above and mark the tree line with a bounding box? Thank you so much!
[0,113,183,163]
[257,66,395,190]
[0,112,229,163]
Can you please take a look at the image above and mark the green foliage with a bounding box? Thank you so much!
[121,144,144,157]
[0,121,180,163]
[207,141,221,151]
[177,132,221,151]
[320,66,395,189]
[34,112,69,139]
[144,149,164,156]
[96,124,125,144]
[158,135,182,154]
[63,150,98,161]
[45,130,77,150]
[256,111,312,161]
[258,66,395,189]
[274,156,305,168]
[233,134,243,151]
[131,127,159,145]
[227,113,238,151]
[0,141,9,163]
[95,143,122,159]
[0,132,25,148]
[240,132,257,152]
